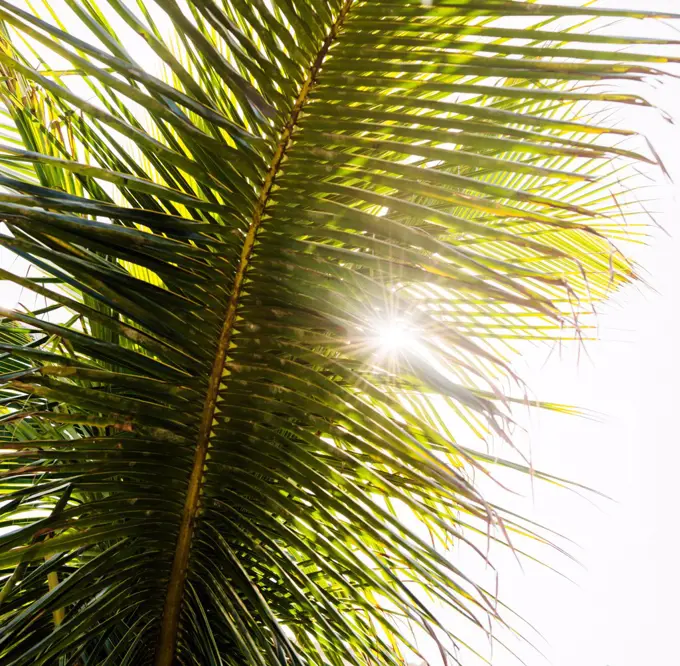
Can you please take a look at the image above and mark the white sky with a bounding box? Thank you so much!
[450,2,680,664]
[1,2,679,665]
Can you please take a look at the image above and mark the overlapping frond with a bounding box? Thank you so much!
[0,1,675,664]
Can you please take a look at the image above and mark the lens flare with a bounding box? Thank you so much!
[375,320,414,352]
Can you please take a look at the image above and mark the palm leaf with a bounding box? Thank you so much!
[0,1,674,664]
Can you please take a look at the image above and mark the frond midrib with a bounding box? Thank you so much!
[153,2,356,663]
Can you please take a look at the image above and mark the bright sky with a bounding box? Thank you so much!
[1,2,679,666]
[452,2,680,664]
[473,231,680,665]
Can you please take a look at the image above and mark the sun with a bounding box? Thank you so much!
[375,319,415,353]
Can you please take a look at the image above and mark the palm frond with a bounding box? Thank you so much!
[0,1,674,664]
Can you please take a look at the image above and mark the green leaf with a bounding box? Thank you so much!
[0,1,672,665]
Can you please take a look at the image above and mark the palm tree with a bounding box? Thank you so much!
[0,0,675,664]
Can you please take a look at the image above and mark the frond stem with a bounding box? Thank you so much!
[154,2,355,663]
